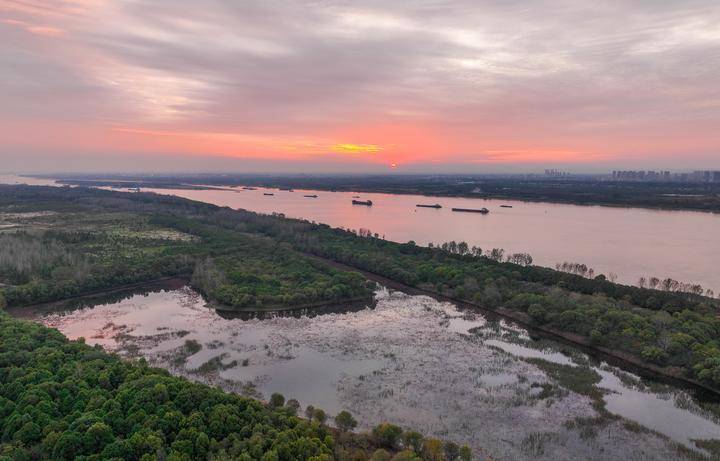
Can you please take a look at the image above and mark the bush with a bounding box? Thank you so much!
[402,431,424,453]
[421,438,445,461]
[373,423,403,449]
[391,450,420,461]
[459,445,472,461]
[443,442,459,461]
[371,449,391,461]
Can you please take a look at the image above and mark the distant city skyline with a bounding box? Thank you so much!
[1,1,719,173]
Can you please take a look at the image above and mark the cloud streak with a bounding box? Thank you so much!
[1,0,719,172]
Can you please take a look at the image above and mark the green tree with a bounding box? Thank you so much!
[372,423,403,449]
[312,408,327,425]
[335,410,358,432]
[269,393,285,409]
[402,431,424,453]
[305,405,315,420]
[286,399,301,415]
[84,422,113,453]
[14,422,42,445]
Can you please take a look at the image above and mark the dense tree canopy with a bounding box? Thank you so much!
[0,188,372,310]
[0,314,470,461]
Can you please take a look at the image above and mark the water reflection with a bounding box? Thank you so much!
[2,173,719,290]
[471,323,720,449]
[134,184,720,289]
[12,284,720,460]
[214,298,376,321]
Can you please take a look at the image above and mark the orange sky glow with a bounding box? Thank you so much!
[1,1,719,173]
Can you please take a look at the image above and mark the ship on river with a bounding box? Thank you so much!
[416,203,442,209]
[451,207,489,214]
[304,194,318,198]
[352,199,373,206]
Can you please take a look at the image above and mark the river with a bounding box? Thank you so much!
[137,185,720,291]
[3,174,719,291]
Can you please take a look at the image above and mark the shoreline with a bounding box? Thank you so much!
[35,177,720,214]
[6,256,719,399]
[298,252,720,400]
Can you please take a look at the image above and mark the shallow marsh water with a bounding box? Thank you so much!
[13,285,720,461]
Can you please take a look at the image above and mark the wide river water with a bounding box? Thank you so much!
[2,174,719,290]
[137,185,719,291]
[10,284,720,461]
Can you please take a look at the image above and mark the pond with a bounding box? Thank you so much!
[12,283,720,461]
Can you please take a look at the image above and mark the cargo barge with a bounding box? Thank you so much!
[416,204,442,209]
[451,207,489,214]
[352,199,373,206]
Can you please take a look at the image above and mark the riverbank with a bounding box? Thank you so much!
[44,174,720,214]
[298,252,720,399]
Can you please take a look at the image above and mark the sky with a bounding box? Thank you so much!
[1,0,719,173]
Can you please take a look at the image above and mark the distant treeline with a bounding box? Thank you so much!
[49,174,720,213]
